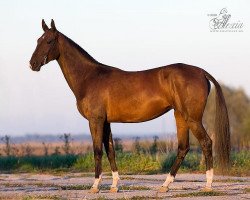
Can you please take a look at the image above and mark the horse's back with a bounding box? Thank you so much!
[104,63,209,122]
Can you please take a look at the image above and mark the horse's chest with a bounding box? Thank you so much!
[76,97,106,120]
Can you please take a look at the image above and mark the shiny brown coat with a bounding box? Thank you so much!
[30,20,230,180]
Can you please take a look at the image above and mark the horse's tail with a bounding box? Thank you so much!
[204,71,230,170]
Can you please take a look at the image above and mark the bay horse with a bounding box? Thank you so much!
[29,20,230,193]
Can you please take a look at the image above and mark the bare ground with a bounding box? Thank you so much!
[0,173,249,200]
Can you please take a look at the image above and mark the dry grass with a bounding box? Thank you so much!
[0,141,93,156]
[172,191,227,198]
[0,137,177,156]
[244,187,250,193]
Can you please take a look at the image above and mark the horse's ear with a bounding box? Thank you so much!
[51,19,57,32]
[42,19,49,32]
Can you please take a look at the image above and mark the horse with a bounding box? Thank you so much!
[29,19,230,193]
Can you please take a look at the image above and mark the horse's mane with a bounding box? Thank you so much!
[60,32,99,64]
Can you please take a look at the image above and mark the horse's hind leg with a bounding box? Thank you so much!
[103,122,120,193]
[159,111,189,192]
[187,120,213,191]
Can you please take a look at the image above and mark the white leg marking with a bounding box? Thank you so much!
[111,171,120,188]
[205,168,213,188]
[162,173,174,187]
[92,173,102,188]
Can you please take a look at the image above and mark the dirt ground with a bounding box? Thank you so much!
[0,172,249,200]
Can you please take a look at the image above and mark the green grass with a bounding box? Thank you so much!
[0,151,249,176]
[22,195,61,200]
[2,181,151,191]
[244,188,250,193]
[83,197,154,200]
[60,184,92,190]
[172,191,226,198]
[121,185,151,190]
[0,154,78,172]
[214,178,246,183]
[117,196,163,200]
[229,151,250,176]
[161,151,202,172]
[60,184,151,191]
[74,152,161,174]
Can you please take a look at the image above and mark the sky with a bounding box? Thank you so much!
[0,0,250,136]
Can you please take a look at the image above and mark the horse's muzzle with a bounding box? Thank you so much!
[29,61,41,71]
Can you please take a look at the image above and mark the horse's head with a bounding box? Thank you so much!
[29,19,60,71]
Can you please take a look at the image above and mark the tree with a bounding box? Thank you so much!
[53,146,60,155]
[114,137,123,153]
[25,144,33,157]
[60,133,72,155]
[1,135,11,156]
[203,84,250,151]
[240,111,250,149]
[150,136,159,155]
[42,142,49,156]
[133,137,141,154]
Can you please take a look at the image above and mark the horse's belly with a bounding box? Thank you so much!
[107,97,171,123]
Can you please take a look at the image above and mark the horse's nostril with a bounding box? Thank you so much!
[33,62,36,66]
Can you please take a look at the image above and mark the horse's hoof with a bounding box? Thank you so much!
[89,187,100,194]
[202,187,213,192]
[110,186,119,193]
[158,186,169,193]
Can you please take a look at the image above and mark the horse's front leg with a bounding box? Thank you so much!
[89,118,105,193]
[103,122,120,193]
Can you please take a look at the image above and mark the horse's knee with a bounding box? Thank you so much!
[94,148,103,160]
[107,149,115,159]
[177,146,190,159]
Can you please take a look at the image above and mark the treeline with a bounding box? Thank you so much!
[0,133,78,156]
[202,84,250,151]
[0,133,178,157]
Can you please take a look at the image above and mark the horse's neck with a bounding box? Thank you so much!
[57,34,99,99]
